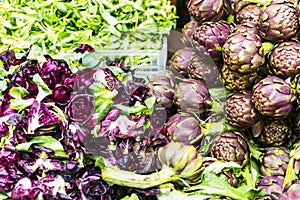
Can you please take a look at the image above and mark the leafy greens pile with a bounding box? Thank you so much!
[0,0,176,62]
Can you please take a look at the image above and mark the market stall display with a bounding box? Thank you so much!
[0,0,300,199]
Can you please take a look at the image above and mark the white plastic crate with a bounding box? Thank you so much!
[95,36,168,78]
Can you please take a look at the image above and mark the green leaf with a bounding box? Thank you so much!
[16,135,65,153]
[32,74,52,101]
[0,192,8,200]
[82,52,105,69]
[89,82,116,122]
[185,174,266,200]
[201,161,242,176]
[0,80,7,93]
[144,96,156,109]
[95,100,114,122]
[10,98,35,111]
[9,87,29,99]
[157,187,210,200]
[121,193,139,200]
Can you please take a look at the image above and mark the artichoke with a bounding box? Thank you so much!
[102,142,203,189]
[157,142,203,183]
[187,55,221,87]
[210,131,250,167]
[257,175,284,200]
[166,112,203,149]
[269,41,300,79]
[259,0,299,42]
[225,91,261,129]
[187,0,232,24]
[253,117,291,147]
[170,47,197,77]
[221,63,258,91]
[251,76,296,117]
[234,2,262,24]
[192,21,231,65]
[279,180,300,200]
[146,70,176,108]
[231,21,260,35]
[174,78,212,114]
[259,147,290,176]
[222,32,265,74]
[182,20,200,38]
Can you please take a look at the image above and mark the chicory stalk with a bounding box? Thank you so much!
[102,142,203,189]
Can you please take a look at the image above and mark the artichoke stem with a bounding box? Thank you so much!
[102,167,176,189]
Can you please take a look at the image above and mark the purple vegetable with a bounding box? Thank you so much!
[66,94,95,124]
[74,43,94,53]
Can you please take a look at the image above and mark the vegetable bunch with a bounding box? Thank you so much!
[0,0,176,61]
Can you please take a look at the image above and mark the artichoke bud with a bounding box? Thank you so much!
[167,112,203,149]
[225,91,261,129]
[174,79,213,114]
[259,0,299,42]
[252,76,296,117]
[210,131,250,167]
[254,117,291,147]
[259,147,290,176]
[158,142,203,181]
[257,175,284,199]
[221,64,258,92]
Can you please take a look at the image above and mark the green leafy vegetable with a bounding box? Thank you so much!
[10,98,35,112]
[89,83,117,122]
[15,135,68,158]
[0,0,177,67]
[32,73,52,101]
[184,174,266,200]
[9,87,29,99]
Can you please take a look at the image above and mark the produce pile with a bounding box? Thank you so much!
[0,0,176,65]
[0,0,300,200]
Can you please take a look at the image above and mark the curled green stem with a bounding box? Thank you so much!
[102,167,179,189]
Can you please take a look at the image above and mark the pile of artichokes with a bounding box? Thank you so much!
[168,0,300,199]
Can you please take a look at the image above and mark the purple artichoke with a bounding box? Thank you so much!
[166,112,203,149]
[222,32,265,74]
[174,79,212,114]
[192,20,232,65]
[188,0,232,23]
[170,47,197,77]
[269,41,300,79]
[221,64,258,91]
[182,20,199,38]
[259,0,299,42]
[231,21,260,35]
[279,180,300,200]
[234,2,262,24]
[147,70,176,108]
[252,76,296,117]
[257,175,284,199]
[259,147,290,176]
[187,55,221,87]
[210,131,250,167]
[225,91,261,129]
[253,117,291,147]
